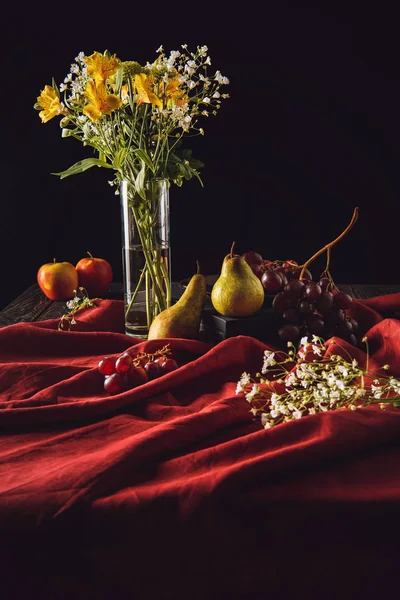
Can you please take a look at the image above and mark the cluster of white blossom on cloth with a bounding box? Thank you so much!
[236,335,400,428]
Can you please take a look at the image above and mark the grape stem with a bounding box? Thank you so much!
[299,207,359,280]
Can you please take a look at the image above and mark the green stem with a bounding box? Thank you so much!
[125,266,146,320]
[130,204,167,310]
[145,269,151,326]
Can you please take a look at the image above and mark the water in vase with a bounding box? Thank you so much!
[122,245,171,338]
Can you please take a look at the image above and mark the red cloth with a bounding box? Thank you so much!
[1,295,400,599]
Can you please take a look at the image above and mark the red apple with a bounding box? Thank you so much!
[37,258,79,301]
[75,252,113,297]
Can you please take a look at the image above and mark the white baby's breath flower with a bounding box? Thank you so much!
[371,384,383,398]
[235,334,400,429]
[312,344,323,356]
[244,384,260,403]
[389,378,400,393]
[270,393,280,406]
[337,365,349,376]
[262,350,276,372]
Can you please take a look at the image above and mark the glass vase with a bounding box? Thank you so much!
[120,178,171,338]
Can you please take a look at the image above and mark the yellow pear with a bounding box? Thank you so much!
[148,262,207,340]
[211,242,265,317]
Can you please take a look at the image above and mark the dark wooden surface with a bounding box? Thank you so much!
[0,283,122,327]
[1,282,400,328]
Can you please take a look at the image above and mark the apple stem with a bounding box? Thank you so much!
[230,241,235,258]
[53,258,56,263]
[87,251,94,259]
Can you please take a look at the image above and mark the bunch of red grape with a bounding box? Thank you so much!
[98,343,179,395]
[242,250,360,348]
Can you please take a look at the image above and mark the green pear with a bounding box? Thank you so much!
[211,242,265,317]
[148,262,207,340]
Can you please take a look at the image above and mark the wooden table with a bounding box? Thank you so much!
[1,282,400,329]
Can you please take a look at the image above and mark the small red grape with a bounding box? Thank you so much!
[98,355,117,376]
[278,324,301,342]
[318,277,331,291]
[156,357,179,374]
[242,250,263,266]
[333,292,353,310]
[144,361,162,380]
[298,299,314,315]
[303,282,322,302]
[250,263,263,278]
[124,366,148,388]
[282,307,301,324]
[261,270,283,293]
[115,352,133,374]
[272,292,290,314]
[317,290,334,314]
[104,373,125,395]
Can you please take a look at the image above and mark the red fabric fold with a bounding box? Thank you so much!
[1,296,400,599]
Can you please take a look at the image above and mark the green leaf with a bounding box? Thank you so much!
[132,148,155,173]
[113,148,128,170]
[115,66,123,95]
[51,158,114,179]
[135,162,147,200]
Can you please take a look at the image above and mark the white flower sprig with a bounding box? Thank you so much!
[236,335,400,429]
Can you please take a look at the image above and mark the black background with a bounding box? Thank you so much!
[1,2,399,309]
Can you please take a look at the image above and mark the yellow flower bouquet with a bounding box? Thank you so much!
[34,45,230,337]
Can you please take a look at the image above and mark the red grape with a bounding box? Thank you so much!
[104,373,125,395]
[284,278,306,298]
[317,290,334,314]
[124,365,148,388]
[250,263,263,278]
[282,260,298,269]
[98,355,117,376]
[303,282,322,302]
[282,307,301,324]
[333,292,353,310]
[156,357,179,374]
[272,292,290,314]
[115,352,133,374]
[278,324,301,342]
[298,299,314,315]
[305,313,325,335]
[318,277,331,291]
[144,361,162,380]
[289,267,312,281]
[242,250,263,266]
[261,270,283,293]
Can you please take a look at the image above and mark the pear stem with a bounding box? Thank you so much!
[196,260,200,274]
[230,241,235,258]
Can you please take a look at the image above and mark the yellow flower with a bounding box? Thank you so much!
[37,85,67,123]
[134,73,162,109]
[164,76,187,107]
[83,81,123,122]
[85,51,121,85]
